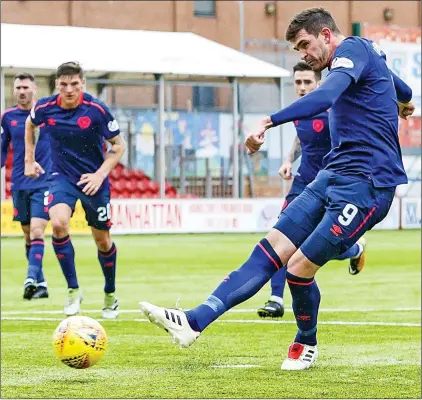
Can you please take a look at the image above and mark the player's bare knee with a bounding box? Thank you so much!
[265,228,297,265]
[30,225,44,240]
[286,250,319,278]
[51,217,69,237]
[30,218,48,239]
[93,231,112,252]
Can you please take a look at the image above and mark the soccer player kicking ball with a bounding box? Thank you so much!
[25,62,126,319]
[139,7,414,370]
[257,62,366,319]
[1,73,51,300]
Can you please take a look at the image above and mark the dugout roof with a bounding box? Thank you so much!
[1,23,290,82]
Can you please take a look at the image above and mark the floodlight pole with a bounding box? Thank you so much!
[157,74,166,198]
[238,0,245,198]
[232,77,240,198]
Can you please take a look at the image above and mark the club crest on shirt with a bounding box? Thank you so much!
[331,57,354,69]
[77,116,91,130]
[312,119,324,133]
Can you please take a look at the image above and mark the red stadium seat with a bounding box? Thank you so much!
[107,164,178,198]
[166,189,177,197]
[124,179,136,192]
[121,168,132,180]
[142,190,154,198]
[148,181,159,194]
[110,168,120,180]
[136,181,147,193]
[5,150,13,168]
[110,164,124,180]
[129,190,142,198]
[133,170,145,180]
[112,180,124,193]
[5,167,12,181]
[119,190,130,198]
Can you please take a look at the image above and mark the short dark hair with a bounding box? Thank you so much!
[293,61,321,81]
[56,61,84,79]
[14,72,35,82]
[285,7,341,42]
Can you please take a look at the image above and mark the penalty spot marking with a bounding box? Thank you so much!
[1,316,419,327]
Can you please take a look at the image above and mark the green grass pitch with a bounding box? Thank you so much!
[1,230,421,398]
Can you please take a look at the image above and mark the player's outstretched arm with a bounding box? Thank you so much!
[24,116,45,178]
[390,70,412,104]
[270,72,352,127]
[245,72,352,155]
[279,136,301,179]
[77,134,126,196]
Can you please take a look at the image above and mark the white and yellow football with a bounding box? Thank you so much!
[52,316,107,369]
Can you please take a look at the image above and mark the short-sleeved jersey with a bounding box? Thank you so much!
[30,92,120,190]
[325,36,407,188]
[1,106,51,190]
[294,110,331,185]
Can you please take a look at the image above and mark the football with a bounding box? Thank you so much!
[52,316,108,369]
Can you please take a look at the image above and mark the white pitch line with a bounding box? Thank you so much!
[216,319,421,327]
[1,316,420,327]
[1,306,420,315]
[211,364,261,369]
[0,316,149,323]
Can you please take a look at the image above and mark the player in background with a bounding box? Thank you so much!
[24,62,126,319]
[257,62,366,319]
[1,73,51,300]
[139,7,414,370]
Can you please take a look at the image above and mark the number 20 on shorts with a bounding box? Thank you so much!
[97,204,111,221]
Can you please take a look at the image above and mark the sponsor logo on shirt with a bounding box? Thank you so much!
[107,119,119,132]
[331,57,354,69]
